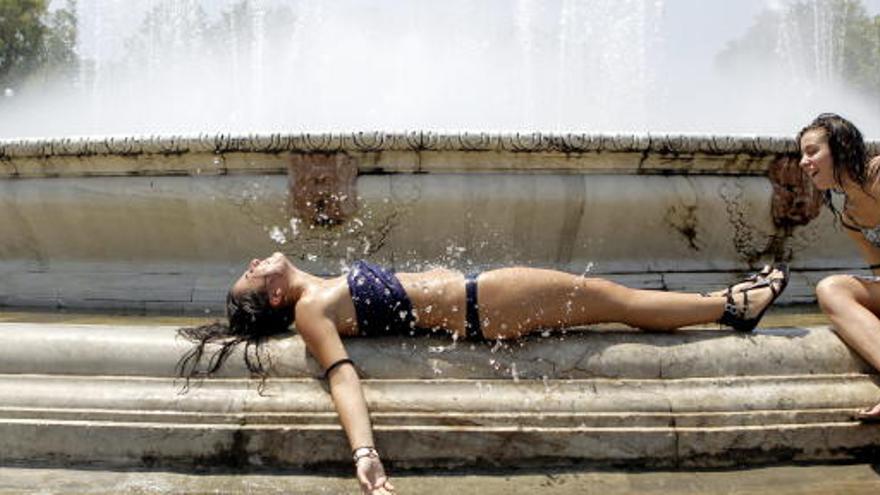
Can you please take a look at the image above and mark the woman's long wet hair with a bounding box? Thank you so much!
[798,112,870,191]
[797,113,872,220]
[176,289,293,391]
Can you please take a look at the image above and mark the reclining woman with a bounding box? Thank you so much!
[179,252,788,494]
[797,113,880,421]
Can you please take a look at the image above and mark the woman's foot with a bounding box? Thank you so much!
[856,402,880,422]
[717,264,790,332]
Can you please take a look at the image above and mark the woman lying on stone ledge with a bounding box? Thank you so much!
[178,252,788,495]
[798,113,880,422]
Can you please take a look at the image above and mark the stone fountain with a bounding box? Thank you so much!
[0,132,879,469]
[2,0,880,477]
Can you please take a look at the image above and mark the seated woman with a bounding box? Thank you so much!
[179,252,788,495]
[798,113,880,422]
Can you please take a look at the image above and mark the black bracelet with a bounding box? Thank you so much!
[324,358,354,379]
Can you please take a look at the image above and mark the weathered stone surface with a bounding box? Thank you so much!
[0,132,872,311]
[0,171,865,312]
[1,463,880,495]
[0,322,877,468]
[0,133,876,469]
[0,323,872,379]
[2,132,874,177]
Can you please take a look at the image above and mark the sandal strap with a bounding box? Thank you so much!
[717,264,789,332]
[718,286,746,328]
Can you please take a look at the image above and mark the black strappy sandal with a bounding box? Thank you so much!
[718,264,790,332]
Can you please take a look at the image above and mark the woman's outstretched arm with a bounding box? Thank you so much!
[296,302,394,494]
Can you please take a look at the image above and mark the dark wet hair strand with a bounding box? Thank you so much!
[176,290,292,393]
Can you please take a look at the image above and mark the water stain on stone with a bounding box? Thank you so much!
[665,204,701,251]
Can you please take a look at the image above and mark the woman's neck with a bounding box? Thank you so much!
[285,266,325,302]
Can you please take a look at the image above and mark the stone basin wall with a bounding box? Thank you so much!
[1,133,878,312]
[2,134,880,470]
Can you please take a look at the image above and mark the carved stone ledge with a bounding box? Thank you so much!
[288,153,358,226]
[0,323,877,469]
[0,132,874,179]
[0,132,843,158]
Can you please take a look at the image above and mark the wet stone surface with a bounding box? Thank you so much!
[0,464,880,494]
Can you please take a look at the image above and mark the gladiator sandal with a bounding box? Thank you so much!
[717,264,790,332]
[700,265,775,298]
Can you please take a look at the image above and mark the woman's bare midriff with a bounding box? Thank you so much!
[397,268,467,336]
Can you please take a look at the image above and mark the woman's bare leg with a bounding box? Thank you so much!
[476,267,784,339]
[816,275,880,418]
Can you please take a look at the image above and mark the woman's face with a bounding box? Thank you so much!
[799,128,836,191]
[231,252,287,299]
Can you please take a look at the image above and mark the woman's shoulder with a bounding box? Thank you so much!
[296,277,351,315]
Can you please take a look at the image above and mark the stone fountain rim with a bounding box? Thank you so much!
[0,132,834,158]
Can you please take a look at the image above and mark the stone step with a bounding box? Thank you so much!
[1,374,879,469]
[0,321,878,469]
[2,464,880,495]
[0,374,876,420]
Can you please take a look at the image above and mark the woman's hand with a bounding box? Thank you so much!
[356,456,395,494]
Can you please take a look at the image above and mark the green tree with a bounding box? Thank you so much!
[0,0,47,89]
[0,0,77,91]
[717,0,880,106]
[42,0,77,77]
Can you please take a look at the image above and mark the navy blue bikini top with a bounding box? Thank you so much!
[346,260,416,336]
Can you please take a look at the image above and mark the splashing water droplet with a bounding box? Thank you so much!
[269,226,287,244]
[582,262,595,277]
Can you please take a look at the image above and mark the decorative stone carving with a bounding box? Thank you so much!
[288,153,358,227]
[768,155,823,228]
[0,132,826,158]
